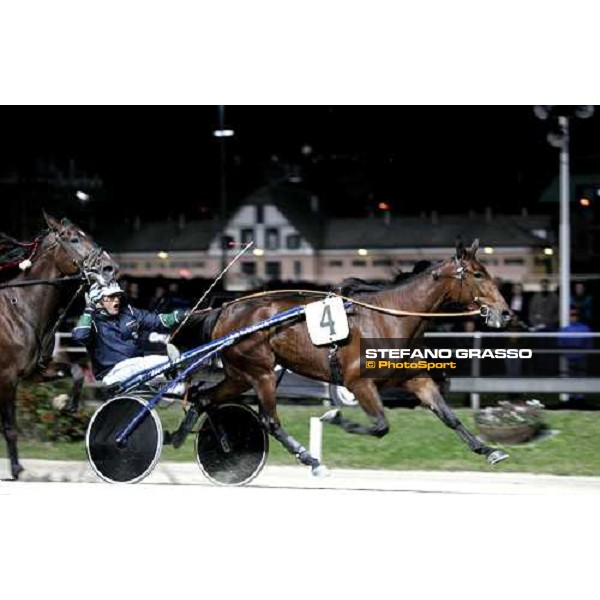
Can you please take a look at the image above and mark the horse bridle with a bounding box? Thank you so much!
[0,224,118,368]
[47,223,115,285]
[0,227,113,290]
[431,257,490,316]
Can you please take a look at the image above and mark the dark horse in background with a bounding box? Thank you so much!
[0,214,118,479]
[180,239,511,474]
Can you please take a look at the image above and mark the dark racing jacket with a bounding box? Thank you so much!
[72,304,187,378]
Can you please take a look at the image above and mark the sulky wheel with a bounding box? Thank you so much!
[86,395,163,484]
[195,403,268,486]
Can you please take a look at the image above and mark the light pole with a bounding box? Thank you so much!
[534,105,594,328]
[213,106,235,276]
[558,114,571,329]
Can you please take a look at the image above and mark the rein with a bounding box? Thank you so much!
[37,281,87,368]
[224,289,481,318]
[0,273,84,289]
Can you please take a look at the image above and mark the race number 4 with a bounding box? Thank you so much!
[305,297,349,345]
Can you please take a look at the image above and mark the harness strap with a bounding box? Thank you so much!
[38,281,87,369]
[275,366,287,389]
[328,344,344,386]
[226,289,481,318]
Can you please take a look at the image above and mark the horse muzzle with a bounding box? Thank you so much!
[480,305,511,329]
[86,264,118,287]
[82,248,119,287]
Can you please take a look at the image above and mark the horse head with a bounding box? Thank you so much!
[43,212,119,286]
[435,238,511,328]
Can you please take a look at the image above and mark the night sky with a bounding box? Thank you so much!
[2,106,599,227]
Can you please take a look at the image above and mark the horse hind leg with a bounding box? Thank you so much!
[0,383,24,480]
[403,377,509,465]
[251,372,328,476]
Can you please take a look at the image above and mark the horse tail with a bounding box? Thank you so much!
[174,307,222,348]
[200,307,222,341]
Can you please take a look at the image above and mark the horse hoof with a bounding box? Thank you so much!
[320,409,340,424]
[10,464,24,480]
[52,393,69,411]
[311,464,330,477]
[487,449,509,465]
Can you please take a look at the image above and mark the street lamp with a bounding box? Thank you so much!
[214,105,235,276]
[534,105,594,329]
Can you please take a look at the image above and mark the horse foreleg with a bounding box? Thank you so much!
[252,372,328,476]
[67,364,84,413]
[322,379,389,438]
[0,384,24,480]
[403,377,509,465]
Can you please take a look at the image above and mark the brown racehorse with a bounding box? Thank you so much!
[0,214,118,479]
[179,239,511,474]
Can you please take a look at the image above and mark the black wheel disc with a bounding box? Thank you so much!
[196,403,268,486]
[86,396,163,484]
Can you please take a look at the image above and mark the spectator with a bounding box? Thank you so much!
[507,282,528,325]
[558,307,592,407]
[528,278,559,331]
[571,282,593,326]
[148,285,169,312]
[167,282,191,310]
[528,279,559,376]
[504,313,528,380]
[120,279,141,304]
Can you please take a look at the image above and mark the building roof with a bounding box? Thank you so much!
[97,219,220,253]
[243,184,323,247]
[322,214,554,249]
[99,208,554,255]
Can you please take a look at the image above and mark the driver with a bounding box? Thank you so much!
[72,282,189,389]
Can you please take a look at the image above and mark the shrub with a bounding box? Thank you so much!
[16,382,93,442]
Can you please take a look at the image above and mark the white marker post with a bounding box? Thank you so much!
[309,417,323,463]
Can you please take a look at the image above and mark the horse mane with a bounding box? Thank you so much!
[390,261,442,290]
[338,259,441,297]
[337,277,395,297]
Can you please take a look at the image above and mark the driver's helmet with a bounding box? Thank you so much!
[89,282,125,304]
